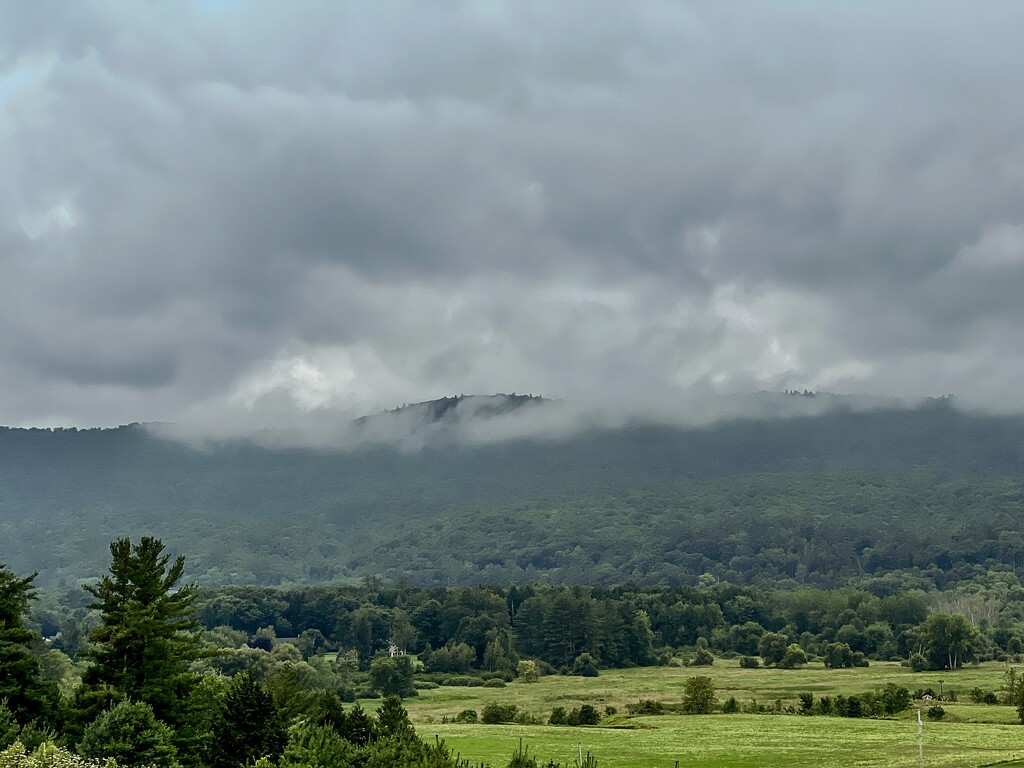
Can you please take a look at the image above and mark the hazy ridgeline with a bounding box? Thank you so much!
[2,398,1024,588]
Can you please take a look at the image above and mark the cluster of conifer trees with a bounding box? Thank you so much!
[0,538,482,768]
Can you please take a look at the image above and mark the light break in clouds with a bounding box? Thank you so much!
[3,1,1024,428]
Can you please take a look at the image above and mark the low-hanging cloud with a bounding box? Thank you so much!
[3,2,1024,429]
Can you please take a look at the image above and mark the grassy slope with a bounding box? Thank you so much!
[399,661,1024,767]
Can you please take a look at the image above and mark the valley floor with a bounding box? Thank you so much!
[402,661,1024,767]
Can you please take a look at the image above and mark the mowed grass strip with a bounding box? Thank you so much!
[425,716,1024,768]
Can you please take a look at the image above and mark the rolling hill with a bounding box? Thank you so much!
[2,394,1023,588]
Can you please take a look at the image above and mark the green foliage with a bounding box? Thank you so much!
[0,565,55,724]
[0,740,113,768]
[426,643,475,674]
[11,405,1024,592]
[0,704,18,750]
[823,642,854,669]
[926,704,946,720]
[566,705,600,726]
[626,700,664,715]
[337,703,375,747]
[758,633,789,667]
[280,721,357,768]
[376,696,415,741]
[78,700,180,768]
[909,653,928,672]
[878,683,912,716]
[82,537,203,734]
[797,692,814,714]
[682,676,717,714]
[922,613,978,670]
[739,656,760,669]
[209,672,286,768]
[369,656,417,698]
[779,644,808,669]
[690,647,714,667]
[571,653,599,677]
[516,663,540,684]
[481,703,519,724]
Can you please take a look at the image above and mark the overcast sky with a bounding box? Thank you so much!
[3,1,1024,428]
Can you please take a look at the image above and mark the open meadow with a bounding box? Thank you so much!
[400,661,1024,767]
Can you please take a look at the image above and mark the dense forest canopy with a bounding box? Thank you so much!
[2,398,1024,588]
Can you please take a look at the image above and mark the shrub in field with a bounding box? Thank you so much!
[571,654,599,677]
[722,697,740,714]
[369,656,417,698]
[969,688,998,705]
[927,705,946,720]
[514,711,543,726]
[798,693,814,714]
[483,679,506,688]
[739,656,760,669]
[626,700,663,715]
[758,633,789,666]
[741,699,763,714]
[454,709,478,724]
[548,707,567,726]
[823,642,853,669]
[879,684,912,716]
[909,653,929,672]
[441,677,484,687]
[682,676,717,714]
[566,705,600,726]
[844,696,863,718]
[517,660,540,683]
[690,648,714,667]
[778,644,808,669]
[481,703,519,724]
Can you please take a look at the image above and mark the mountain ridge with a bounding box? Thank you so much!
[1,397,1022,588]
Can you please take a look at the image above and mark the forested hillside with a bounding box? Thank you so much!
[2,399,1024,587]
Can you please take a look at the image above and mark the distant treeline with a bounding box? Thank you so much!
[39,580,1012,674]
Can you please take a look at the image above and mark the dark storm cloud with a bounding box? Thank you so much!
[2,1,1024,427]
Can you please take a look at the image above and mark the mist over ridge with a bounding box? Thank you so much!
[2,391,1023,588]
[144,389,932,451]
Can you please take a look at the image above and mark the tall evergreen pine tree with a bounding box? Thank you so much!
[0,563,55,724]
[81,538,204,755]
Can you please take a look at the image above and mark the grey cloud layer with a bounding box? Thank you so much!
[2,2,1024,426]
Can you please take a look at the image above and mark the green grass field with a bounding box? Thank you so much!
[401,661,1024,767]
